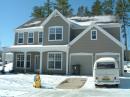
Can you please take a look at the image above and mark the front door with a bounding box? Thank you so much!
[34,55,40,72]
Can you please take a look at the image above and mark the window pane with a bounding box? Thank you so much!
[28,38,33,43]
[19,33,23,38]
[50,28,55,34]
[56,28,62,34]
[21,61,24,67]
[39,32,43,43]
[55,54,61,61]
[56,34,62,40]
[55,61,61,69]
[29,33,33,37]
[49,34,55,40]
[27,62,30,68]
[49,54,54,61]
[17,61,20,67]
[18,38,23,43]
[48,61,54,69]
[92,31,96,39]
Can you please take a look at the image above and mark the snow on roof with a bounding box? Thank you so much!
[68,15,118,27]
[24,21,41,27]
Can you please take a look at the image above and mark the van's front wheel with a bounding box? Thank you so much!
[114,84,119,88]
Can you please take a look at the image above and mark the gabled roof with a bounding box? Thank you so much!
[41,9,70,26]
[16,18,46,29]
[69,23,125,49]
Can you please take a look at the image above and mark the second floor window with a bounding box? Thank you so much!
[91,30,97,40]
[28,32,33,44]
[49,26,63,41]
[18,33,24,44]
[38,32,43,44]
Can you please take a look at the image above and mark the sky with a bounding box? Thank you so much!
[0,0,129,49]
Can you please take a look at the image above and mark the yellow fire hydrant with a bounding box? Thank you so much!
[33,72,41,88]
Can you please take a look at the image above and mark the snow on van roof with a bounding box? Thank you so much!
[95,57,116,63]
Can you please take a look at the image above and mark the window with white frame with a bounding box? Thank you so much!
[16,54,24,68]
[49,26,63,41]
[48,52,62,70]
[28,32,33,43]
[26,54,31,68]
[18,33,24,44]
[38,32,43,44]
[91,30,97,40]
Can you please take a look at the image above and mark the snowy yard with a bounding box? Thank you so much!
[0,73,130,97]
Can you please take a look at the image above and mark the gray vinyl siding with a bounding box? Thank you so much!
[44,16,69,45]
[42,51,66,74]
[103,27,120,41]
[15,32,42,45]
[70,27,122,75]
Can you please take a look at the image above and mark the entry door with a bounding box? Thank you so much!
[34,55,40,72]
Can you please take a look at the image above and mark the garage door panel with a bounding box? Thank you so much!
[71,55,93,75]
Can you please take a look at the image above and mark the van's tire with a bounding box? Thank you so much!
[114,84,119,88]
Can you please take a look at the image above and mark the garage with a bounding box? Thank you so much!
[70,53,93,75]
[95,53,120,67]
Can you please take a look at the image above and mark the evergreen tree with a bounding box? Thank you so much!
[77,6,85,17]
[31,0,54,18]
[102,0,114,15]
[55,0,73,16]
[115,0,130,60]
[91,0,102,16]
[77,6,92,17]
[31,6,45,18]
[84,7,92,16]
[44,0,54,17]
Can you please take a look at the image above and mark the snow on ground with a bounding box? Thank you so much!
[0,74,130,97]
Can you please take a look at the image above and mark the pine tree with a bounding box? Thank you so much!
[102,0,114,15]
[31,0,54,18]
[91,0,102,16]
[84,7,92,16]
[115,0,130,60]
[55,0,73,16]
[31,6,45,18]
[44,0,54,17]
[77,6,85,17]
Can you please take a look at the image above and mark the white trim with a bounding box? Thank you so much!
[122,49,124,75]
[91,30,97,40]
[27,32,34,44]
[42,9,70,26]
[70,53,93,75]
[48,26,63,41]
[69,24,125,49]
[16,53,24,68]
[26,54,31,69]
[16,26,43,32]
[38,32,43,44]
[17,32,24,44]
[47,52,63,71]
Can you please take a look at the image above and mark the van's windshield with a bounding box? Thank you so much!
[97,62,115,69]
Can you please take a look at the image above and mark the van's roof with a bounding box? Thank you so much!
[95,57,116,63]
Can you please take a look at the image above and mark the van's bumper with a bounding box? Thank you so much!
[95,80,120,85]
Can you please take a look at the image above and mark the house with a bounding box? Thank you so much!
[10,9,125,75]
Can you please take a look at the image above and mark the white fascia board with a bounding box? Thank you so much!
[15,26,43,32]
[41,9,70,26]
[10,45,69,52]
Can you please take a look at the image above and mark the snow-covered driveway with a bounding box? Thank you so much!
[0,74,130,97]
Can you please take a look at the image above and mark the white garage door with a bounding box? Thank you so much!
[70,53,93,75]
